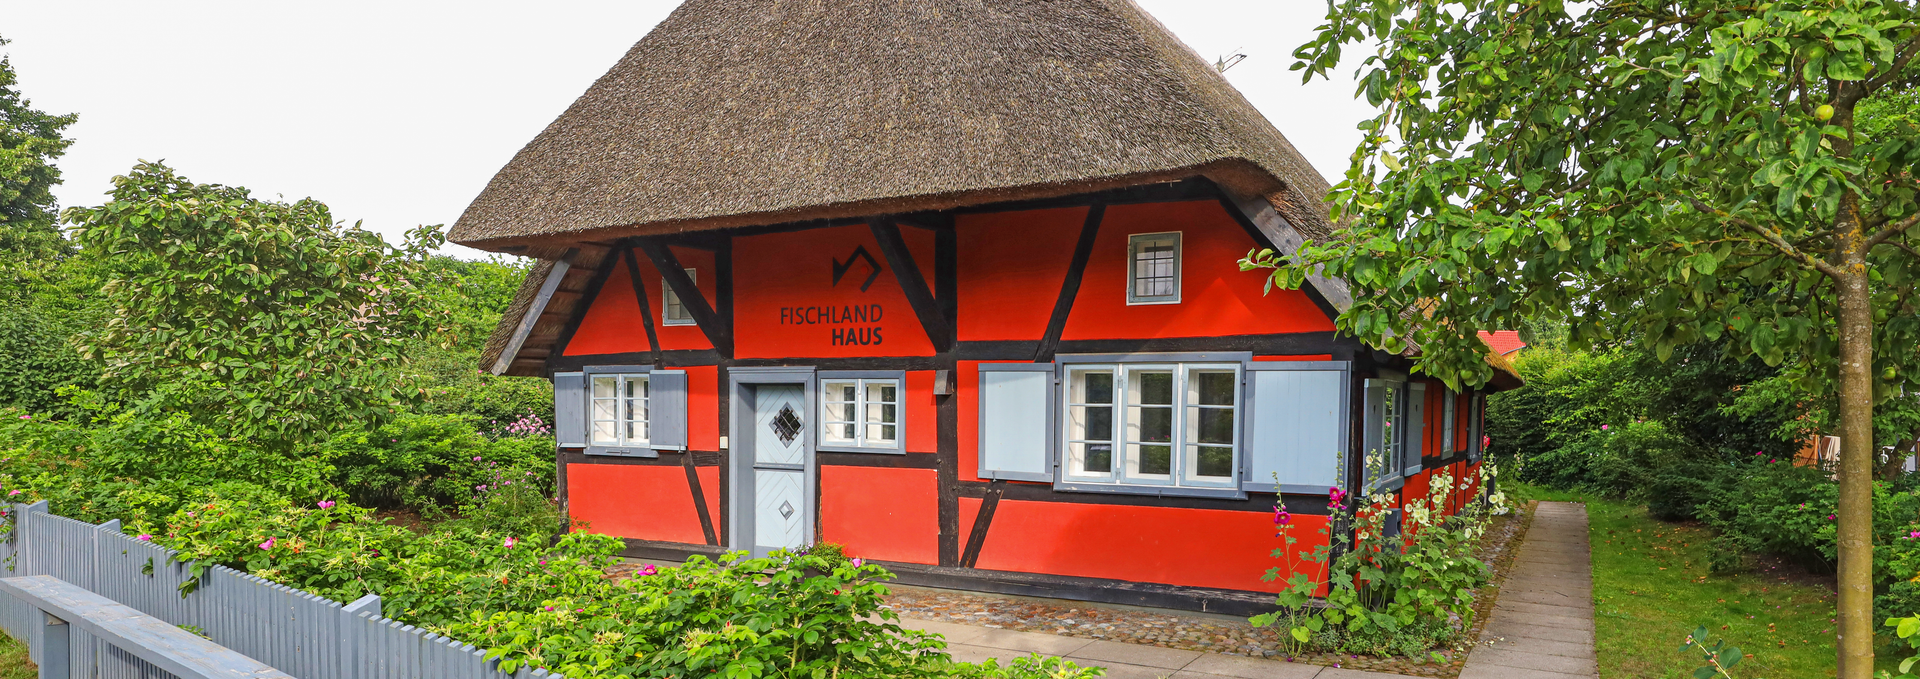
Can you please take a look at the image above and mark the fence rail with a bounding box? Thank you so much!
[0,502,565,679]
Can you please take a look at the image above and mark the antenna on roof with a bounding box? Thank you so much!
[1214,49,1246,73]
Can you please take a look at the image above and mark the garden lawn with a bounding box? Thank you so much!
[0,633,31,679]
[1507,482,1846,678]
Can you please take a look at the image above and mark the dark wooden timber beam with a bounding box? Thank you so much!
[1035,203,1105,362]
[869,219,952,352]
[622,248,665,358]
[638,240,732,357]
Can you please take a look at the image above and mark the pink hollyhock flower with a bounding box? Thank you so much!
[638,565,658,576]
[1829,515,1837,521]
[317,501,336,509]
[1482,435,1491,448]
[504,537,517,548]
[1273,507,1292,526]
[259,538,275,551]
[136,535,151,542]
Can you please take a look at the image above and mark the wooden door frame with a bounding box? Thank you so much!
[726,366,817,556]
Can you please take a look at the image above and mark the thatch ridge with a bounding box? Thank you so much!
[448,0,1338,249]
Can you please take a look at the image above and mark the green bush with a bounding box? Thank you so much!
[447,550,1101,679]
[321,413,554,511]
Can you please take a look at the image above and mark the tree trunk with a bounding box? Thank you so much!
[1835,265,1875,679]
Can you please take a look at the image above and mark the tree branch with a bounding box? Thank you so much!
[1867,35,1920,94]
[1866,211,1920,248]
[1685,196,1843,278]
[1873,237,1920,262]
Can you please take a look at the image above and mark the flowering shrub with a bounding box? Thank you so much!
[1253,465,1494,658]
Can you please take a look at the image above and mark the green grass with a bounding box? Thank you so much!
[1506,482,1843,678]
[0,633,31,679]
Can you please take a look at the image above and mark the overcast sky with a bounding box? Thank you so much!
[0,1,1376,259]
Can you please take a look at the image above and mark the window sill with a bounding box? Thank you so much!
[585,446,661,458]
[816,444,904,455]
[1366,475,1406,494]
[662,320,697,327]
[1053,481,1245,500]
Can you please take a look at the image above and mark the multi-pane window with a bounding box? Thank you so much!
[590,374,649,446]
[1383,383,1405,472]
[821,378,899,450]
[1127,233,1181,304]
[662,268,697,325]
[1065,367,1116,477]
[1065,363,1238,488]
[1441,389,1457,458]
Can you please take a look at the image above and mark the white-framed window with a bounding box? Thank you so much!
[1365,378,1415,489]
[1126,232,1181,305]
[1063,362,1239,489]
[663,268,697,325]
[590,373,649,447]
[820,376,900,452]
[1441,388,1457,458]
[1383,382,1406,472]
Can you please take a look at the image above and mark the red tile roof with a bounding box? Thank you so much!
[1478,330,1527,356]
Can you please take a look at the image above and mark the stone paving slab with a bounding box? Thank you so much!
[1461,501,1599,678]
[898,615,1427,678]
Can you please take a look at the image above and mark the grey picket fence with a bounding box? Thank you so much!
[0,502,566,679]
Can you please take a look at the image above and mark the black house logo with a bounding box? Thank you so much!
[832,245,882,292]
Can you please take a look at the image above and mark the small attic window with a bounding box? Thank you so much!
[1127,232,1181,305]
[663,268,696,325]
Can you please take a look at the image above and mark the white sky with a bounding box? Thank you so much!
[0,1,1376,259]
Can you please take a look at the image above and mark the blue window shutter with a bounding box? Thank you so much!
[978,363,1055,482]
[1362,379,1387,487]
[650,370,689,451]
[555,372,587,449]
[1404,383,1426,477]
[1244,363,1348,493]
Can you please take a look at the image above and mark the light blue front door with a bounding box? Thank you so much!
[750,385,809,556]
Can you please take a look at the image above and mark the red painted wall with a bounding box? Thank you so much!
[956,207,1086,341]
[958,497,1327,593]
[821,466,939,565]
[688,365,719,451]
[906,371,937,454]
[562,246,718,356]
[568,464,719,545]
[564,258,648,356]
[1059,201,1333,341]
[733,224,937,359]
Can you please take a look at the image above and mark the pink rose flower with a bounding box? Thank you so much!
[317,501,336,509]
[638,565,658,576]
[504,537,517,548]
[1601,424,1609,431]
[852,558,864,568]
[136,535,151,542]
[259,538,275,551]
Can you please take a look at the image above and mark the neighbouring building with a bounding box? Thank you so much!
[451,0,1520,614]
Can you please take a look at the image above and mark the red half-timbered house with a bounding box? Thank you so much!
[451,0,1520,613]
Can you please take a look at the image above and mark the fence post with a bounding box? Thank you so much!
[38,610,68,679]
[17,501,47,577]
[343,594,379,679]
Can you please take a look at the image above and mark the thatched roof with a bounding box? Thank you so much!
[447,0,1336,250]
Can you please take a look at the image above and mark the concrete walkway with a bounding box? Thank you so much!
[901,616,1418,678]
[1461,501,1599,679]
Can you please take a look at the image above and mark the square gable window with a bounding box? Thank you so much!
[1127,232,1181,305]
[663,268,697,325]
